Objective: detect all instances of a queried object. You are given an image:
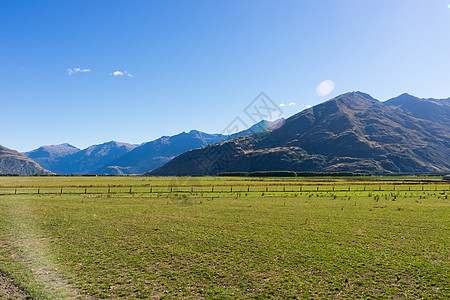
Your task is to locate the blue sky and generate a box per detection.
[1,0,450,152]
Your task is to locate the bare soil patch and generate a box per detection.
[0,271,30,299]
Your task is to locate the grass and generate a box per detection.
[0,176,448,299]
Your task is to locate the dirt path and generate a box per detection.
[0,271,30,299]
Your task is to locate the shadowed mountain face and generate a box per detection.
[47,141,138,175]
[0,145,53,175]
[24,143,80,170]
[96,119,284,175]
[149,92,450,176]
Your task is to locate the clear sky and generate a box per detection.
[2,0,450,152]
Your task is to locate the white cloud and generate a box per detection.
[279,103,286,107]
[306,105,312,109]
[288,102,296,106]
[111,70,133,77]
[67,68,91,76]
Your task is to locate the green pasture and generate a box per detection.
[0,176,448,299]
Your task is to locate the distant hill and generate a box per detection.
[47,141,138,175]
[0,145,53,175]
[384,93,450,126]
[24,143,80,170]
[96,119,284,175]
[148,92,450,176]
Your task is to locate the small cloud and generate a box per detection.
[279,103,286,107]
[306,105,312,109]
[67,68,91,76]
[288,102,296,106]
[111,70,133,77]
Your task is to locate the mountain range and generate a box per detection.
[148,92,450,176]
[3,92,449,176]
[21,119,282,175]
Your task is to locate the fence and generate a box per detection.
[0,183,448,196]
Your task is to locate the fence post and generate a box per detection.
[266,186,268,192]
[15,188,17,195]
[38,187,40,194]
[130,187,132,194]
[248,186,250,192]
[230,186,233,192]
[150,186,152,193]
[85,188,87,194]
[212,186,214,192]
[60,187,63,194]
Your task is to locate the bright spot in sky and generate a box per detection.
[316,80,335,96]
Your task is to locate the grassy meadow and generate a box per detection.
[0,176,448,299]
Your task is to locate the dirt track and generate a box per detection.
[0,271,30,299]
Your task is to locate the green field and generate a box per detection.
[0,176,448,299]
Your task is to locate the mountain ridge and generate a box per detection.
[95,119,284,175]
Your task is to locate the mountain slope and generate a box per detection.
[149,92,450,176]
[384,93,450,126]
[49,141,138,174]
[96,119,284,175]
[24,143,80,170]
[0,145,53,175]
